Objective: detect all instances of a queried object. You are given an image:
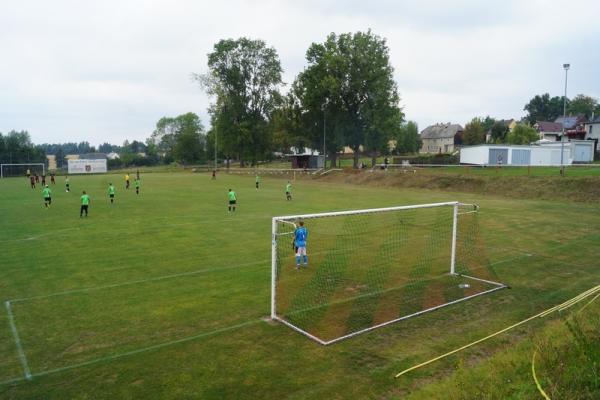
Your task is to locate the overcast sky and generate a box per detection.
[1,0,599,146]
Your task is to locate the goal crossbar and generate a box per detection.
[270,201,507,345]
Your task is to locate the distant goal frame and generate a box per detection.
[270,201,508,346]
[0,163,46,179]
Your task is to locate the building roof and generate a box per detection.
[555,115,587,129]
[79,153,107,160]
[420,123,463,139]
[535,121,563,133]
[585,116,600,124]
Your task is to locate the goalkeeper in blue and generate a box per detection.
[293,220,308,269]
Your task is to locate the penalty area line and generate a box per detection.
[0,318,263,386]
[10,260,269,303]
[5,301,32,381]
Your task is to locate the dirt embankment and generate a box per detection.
[316,170,600,202]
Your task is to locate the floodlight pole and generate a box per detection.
[560,63,569,175]
[214,127,218,171]
[322,97,328,169]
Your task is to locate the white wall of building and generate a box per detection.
[459,144,586,165]
[68,159,108,174]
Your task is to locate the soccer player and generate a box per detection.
[65,176,70,192]
[286,181,292,201]
[134,178,140,195]
[80,191,90,217]
[212,170,216,180]
[29,175,36,189]
[255,174,260,190]
[42,185,52,208]
[41,174,46,186]
[125,173,130,189]
[228,189,237,212]
[50,172,56,185]
[293,220,308,269]
[26,169,31,178]
[34,174,39,183]
[108,183,116,204]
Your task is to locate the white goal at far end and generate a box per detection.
[270,201,507,345]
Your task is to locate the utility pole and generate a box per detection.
[560,63,570,176]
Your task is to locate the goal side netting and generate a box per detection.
[271,201,506,345]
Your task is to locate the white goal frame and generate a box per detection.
[0,163,45,179]
[271,201,507,345]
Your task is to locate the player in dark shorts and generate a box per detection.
[228,189,237,212]
[34,174,39,183]
[30,175,36,189]
[41,174,46,186]
[65,176,70,192]
[50,173,56,184]
[42,185,52,208]
[135,178,140,195]
[212,170,216,180]
[108,183,116,204]
[80,191,90,217]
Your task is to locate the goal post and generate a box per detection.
[271,201,506,345]
[0,163,45,179]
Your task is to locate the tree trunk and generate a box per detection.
[371,151,377,167]
[329,152,338,169]
[352,146,360,169]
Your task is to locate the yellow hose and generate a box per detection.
[395,285,600,378]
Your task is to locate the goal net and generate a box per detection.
[271,201,506,345]
[0,163,46,178]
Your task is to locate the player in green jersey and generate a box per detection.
[80,191,90,217]
[228,189,237,212]
[286,181,292,201]
[42,185,52,208]
[108,183,116,204]
[65,176,70,192]
[255,174,260,190]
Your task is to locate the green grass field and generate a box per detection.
[1,172,599,399]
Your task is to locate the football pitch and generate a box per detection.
[1,172,599,399]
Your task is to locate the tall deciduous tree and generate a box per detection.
[568,94,599,119]
[198,37,283,166]
[294,30,403,168]
[462,118,486,145]
[524,93,569,124]
[490,121,509,143]
[394,121,421,154]
[149,113,206,164]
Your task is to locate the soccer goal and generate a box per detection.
[271,201,507,345]
[0,163,46,179]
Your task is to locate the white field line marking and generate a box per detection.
[10,260,269,303]
[0,227,80,243]
[0,318,262,386]
[5,301,32,380]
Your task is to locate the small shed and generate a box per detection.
[288,154,325,169]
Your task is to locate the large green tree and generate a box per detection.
[394,121,421,154]
[0,130,45,164]
[198,37,283,166]
[506,124,538,144]
[568,94,599,119]
[490,121,509,143]
[294,30,404,168]
[523,93,569,124]
[462,118,486,145]
[148,113,206,164]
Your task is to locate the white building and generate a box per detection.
[420,123,463,154]
[460,141,594,166]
